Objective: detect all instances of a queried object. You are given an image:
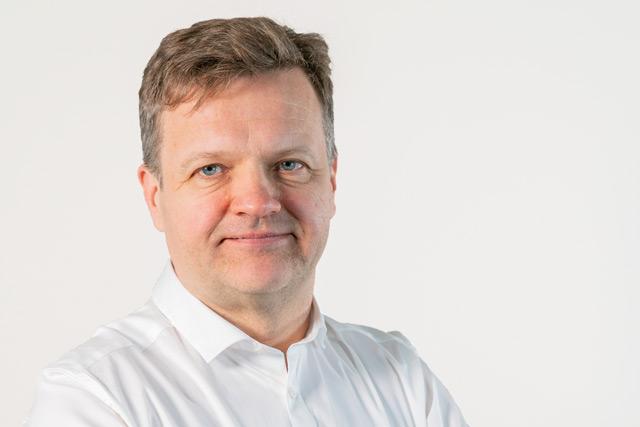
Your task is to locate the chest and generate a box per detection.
[101,343,425,427]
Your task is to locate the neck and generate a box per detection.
[181,274,316,356]
[212,294,314,355]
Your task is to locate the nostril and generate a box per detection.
[230,190,281,217]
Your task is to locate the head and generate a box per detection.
[137,18,337,316]
[139,17,336,185]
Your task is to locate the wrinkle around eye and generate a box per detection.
[277,163,313,184]
[189,165,231,191]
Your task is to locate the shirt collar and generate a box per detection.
[300,297,327,348]
[152,261,250,362]
[151,260,327,362]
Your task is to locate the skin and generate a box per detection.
[139,68,337,359]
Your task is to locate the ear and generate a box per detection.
[329,156,337,217]
[138,164,165,232]
[329,156,337,192]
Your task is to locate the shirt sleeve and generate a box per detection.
[387,330,469,427]
[422,360,469,427]
[24,368,128,427]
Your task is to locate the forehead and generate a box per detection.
[201,69,320,117]
[159,68,325,158]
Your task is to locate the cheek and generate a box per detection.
[165,192,228,242]
[282,186,334,232]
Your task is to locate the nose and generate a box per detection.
[229,167,281,218]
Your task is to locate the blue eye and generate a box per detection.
[280,160,302,171]
[200,164,222,176]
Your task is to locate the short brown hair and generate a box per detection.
[139,17,335,180]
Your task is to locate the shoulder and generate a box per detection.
[25,301,173,426]
[42,300,171,380]
[324,315,418,355]
[323,316,469,426]
[322,316,424,377]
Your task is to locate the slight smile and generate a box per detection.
[221,233,293,246]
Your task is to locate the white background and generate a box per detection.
[2,0,639,426]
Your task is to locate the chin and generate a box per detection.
[239,270,297,295]
[217,258,296,293]
[234,281,289,295]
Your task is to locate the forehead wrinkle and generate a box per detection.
[194,95,316,122]
[245,126,317,153]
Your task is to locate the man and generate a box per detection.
[26,17,467,426]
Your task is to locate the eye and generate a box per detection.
[199,164,223,176]
[279,160,303,171]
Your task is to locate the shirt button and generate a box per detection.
[288,387,296,399]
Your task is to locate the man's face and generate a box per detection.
[139,68,336,306]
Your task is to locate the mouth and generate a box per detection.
[220,232,293,246]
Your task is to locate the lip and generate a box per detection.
[221,232,293,246]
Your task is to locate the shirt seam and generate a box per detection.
[78,323,173,372]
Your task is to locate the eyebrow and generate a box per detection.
[179,146,317,174]
[180,151,229,174]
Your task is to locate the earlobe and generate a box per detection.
[138,164,165,232]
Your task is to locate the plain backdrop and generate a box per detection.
[2,0,639,426]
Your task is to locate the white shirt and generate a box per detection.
[25,262,468,426]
